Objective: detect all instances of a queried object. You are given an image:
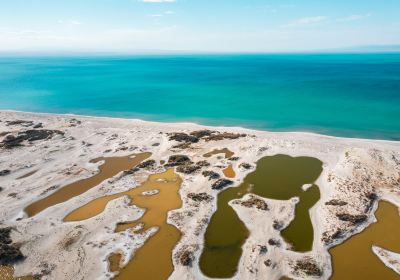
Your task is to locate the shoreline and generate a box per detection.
[0,110,399,280]
[2,109,399,145]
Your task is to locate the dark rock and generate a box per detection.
[240,196,269,210]
[122,167,140,176]
[187,192,213,202]
[0,170,11,176]
[165,155,192,167]
[168,133,199,143]
[325,199,348,206]
[336,213,368,225]
[294,258,323,277]
[211,179,233,190]
[0,187,3,192]
[151,143,160,146]
[202,171,220,180]
[0,227,25,265]
[176,164,201,174]
[239,162,253,169]
[137,160,156,169]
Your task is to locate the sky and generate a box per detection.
[0,0,399,53]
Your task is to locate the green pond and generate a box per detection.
[199,154,323,278]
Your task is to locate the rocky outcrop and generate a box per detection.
[336,213,368,225]
[239,196,269,211]
[293,257,323,277]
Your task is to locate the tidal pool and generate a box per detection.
[64,169,183,280]
[222,165,236,178]
[330,201,400,280]
[199,154,323,278]
[25,152,151,217]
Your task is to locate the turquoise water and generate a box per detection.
[0,54,399,140]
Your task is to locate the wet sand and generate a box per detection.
[0,266,33,280]
[25,152,151,217]
[330,201,400,280]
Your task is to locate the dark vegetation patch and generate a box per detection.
[228,157,240,161]
[239,162,253,169]
[168,130,246,148]
[168,133,199,143]
[202,170,220,180]
[0,170,11,176]
[211,179,234,190]
[238,196,269,211]
[325,199,348,206]
[336,213,368,225]
[0,227,25,265]
[176,164,201,174]
[293,258,323,277]
[176,250,194,266]
[273,220,284,230]
[136,159,156,169]
[268,239,281,247]
[165,155,192,167]
[187,192,213,202]
[5,120,34,127]
[1,129,64,149]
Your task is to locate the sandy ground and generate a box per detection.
[0,110,399,280]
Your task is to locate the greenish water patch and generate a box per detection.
[199,154,323,278]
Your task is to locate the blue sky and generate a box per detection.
[0,0,399,52]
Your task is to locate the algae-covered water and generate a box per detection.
[200,154,323,278]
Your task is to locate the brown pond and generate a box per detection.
[64,169,183,280]
[0,266,34,280]
[330,201,400,280]
[24,152,151,217]
[223,165,236,178]
[108,252,123,273]
[203,148,234,159]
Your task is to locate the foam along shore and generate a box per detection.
[0,110,399,280]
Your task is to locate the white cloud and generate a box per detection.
[283,16,328,27]
[337,13,371,22]
[164,10,175,14]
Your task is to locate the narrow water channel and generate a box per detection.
[64,169,183,280]
[330,201,400,280]
[199,154,323,278]
[24,152,151,217]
